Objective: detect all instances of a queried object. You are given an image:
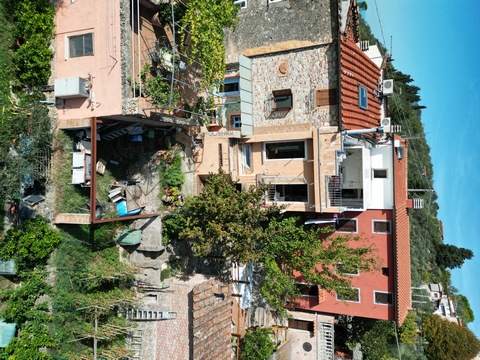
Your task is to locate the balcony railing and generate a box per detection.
[326,175,342,207]
[326,175,364,209]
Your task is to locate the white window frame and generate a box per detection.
[263,140,307,162]
[65,33,94,59]
[336,288,360,303]
[268,0,283,3]
[372,220,391,234]
[373,291,393,306]
[234,0,247,9]
[373,168,388,179]
[335,218,358,233]
[335,262,359,276]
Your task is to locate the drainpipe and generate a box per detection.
[137,0,142,99]
[391,135,399,325]
[343,127,384,136]
[131,0,135,98]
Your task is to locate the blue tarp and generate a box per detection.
[0,320,16,347]
[116,200,142,217]
[0,260,16,276]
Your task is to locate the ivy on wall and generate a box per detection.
[179,0,238,90]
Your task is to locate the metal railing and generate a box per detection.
[326,175,342,207]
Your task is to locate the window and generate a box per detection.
[68,33,93,58]
[382,267,389,276]
[335,219,357,233]
[358,85,368,109]
[272,89,293,110]
[288,319,314,332]
[373,169,387,178]
[239,144,251,172]
[220,77,239,96]
[230,114,242,128]
[374,291,393,305]
[335,262,359,276]
[265,141,306,160]
[315,88,338,107]
[297,283,319,297]
[234,0,247,8]
[268,0,283,3]
[336,288,360,302]
[373,220,391,233]
[267,183,308,203]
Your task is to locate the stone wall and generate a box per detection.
[251,44,339,130]
[225,0,337,63]
[192,279,232,360]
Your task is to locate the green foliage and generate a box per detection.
[423,314,480,360]
[51,229,136,358]
[179,0,238,89]
[141,65,180,107]
[155,2,186,26]
[0,269,51,325]
[454,294,475,325]
[435,243,474,269]
[260,217,377,311]
[241,328,275,360]
[0,270,56,359]
[5,0,55,87]
[165,170,278,263]
[0,215,61,270]
[349,318,396,360]
[164,151,185,188]
[398,312,419,345]
[165,171,377,312]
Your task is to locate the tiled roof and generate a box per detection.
[340,39,382,130]
[341,0,360,43]
[393,135,412,326]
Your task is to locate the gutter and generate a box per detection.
[391,135,399,326]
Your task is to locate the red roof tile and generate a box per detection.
[393,135,412,326]
[340,40,382,130]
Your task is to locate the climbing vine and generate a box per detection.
[179,0,238,90]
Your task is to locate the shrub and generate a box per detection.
[241,328,275,360]
[0,215,61,270]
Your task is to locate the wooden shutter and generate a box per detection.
[315,88,337,107]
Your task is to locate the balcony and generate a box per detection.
[326,175,364,209]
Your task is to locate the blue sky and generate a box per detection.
[363,0,480,337]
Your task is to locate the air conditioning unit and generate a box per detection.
[380,117,391,134]
[54,77,89,99]
[382,79,394,95]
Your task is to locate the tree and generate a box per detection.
[0,215,61,270]
[454,294,475,325]
[260,217,378,311]
[165,171,378,312]
[398,312,419,346]
[423,314,480,360]
[241,328,275,360]
[435,243,474,269]
[164,170,280,264]
[346,317,396,360]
